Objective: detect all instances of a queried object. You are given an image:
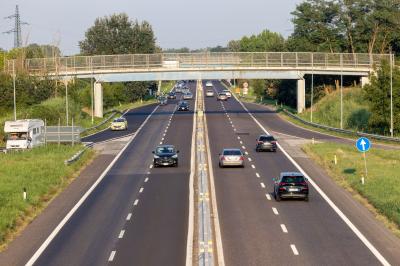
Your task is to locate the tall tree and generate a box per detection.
[79,13,156,55]
[363,60,400,135]
[289,0,344,53]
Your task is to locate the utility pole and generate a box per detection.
[3,5,28,48]
[340,54,343,129]
[390,51,394,137]
[65,64,69,126]
[12,60,17,121]
[311,53,314,123]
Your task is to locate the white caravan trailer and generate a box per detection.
[4,119,45,150]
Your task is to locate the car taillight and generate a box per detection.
[279,182,287,186]
[221,156,225,161]
[271,141,276,145]
[240,156,244,161]
[257,141,263,144]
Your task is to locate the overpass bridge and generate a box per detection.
[7,52,389,117]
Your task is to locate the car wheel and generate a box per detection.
[275,193,281,202]
[256,148,260,152]
[175,161,178,167]
[219,162,223,168]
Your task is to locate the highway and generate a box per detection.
[6,80,400,266]
[204,80,399,265]
[29,82,196,266]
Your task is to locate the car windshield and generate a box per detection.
[113,118,125,123]
[259,136,275,141]
[282,176,305,183]
[179,101,188,106]
[223,150,242,156]
[7,132,27,140]
[156,146,175,154]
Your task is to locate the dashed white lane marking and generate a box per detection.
[291,244,299,255]
[144,177,149,183]
[108,251,116,261]
[134,199,139,206]
[266,194,271,200]
[256,173,260,178]
[139,187,144,193]
[237,136,240,140]
[240,141,243,144]
[161,138,164,141]
[126,213,132,220]
[149,164,153,169]
[281,224,288,233]
[260,182,265,188]
[245,151,249,155]
[242,146,246,150]
[147,171,151,175]
[231,124,234,127]
[251,164,255,169]
[163,133,166,137]
[272,207,279,215]
[159,142,163,145]
[118,230,125,239]
[248,157,252,162]
[233,128,237,132]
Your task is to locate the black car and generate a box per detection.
[152,145,179,167]
[168,92,176,99]
[256,134,277,152]
[177,101,189,111]
[273,172,309,201]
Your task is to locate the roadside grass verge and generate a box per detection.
[303,142,400,236]
[0,144,95,250]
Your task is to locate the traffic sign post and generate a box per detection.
[356,137,371,179]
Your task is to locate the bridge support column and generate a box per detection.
[297,79,305,113]
[360,76,370,87]
[94,82,103,118]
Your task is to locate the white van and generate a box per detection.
[4,119,45,150]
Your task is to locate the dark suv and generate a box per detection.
[256,134,277,152]
[177,101,189,111]
[273,172,309,201]
[152,145,179,167]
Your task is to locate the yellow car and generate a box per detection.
[110,117,128,131]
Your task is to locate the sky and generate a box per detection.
[0,0,302,55]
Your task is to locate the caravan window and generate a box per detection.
[7,132,27,140]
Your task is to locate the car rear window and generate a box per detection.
[157,147,175,153]
[223,150,242,155]
[259,136,275,141]
[282,176,305,183]
[113,118,125,122]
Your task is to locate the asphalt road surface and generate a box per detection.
[204,80,398,265]
[32,83,196,266]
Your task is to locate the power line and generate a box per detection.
[3,5,29,48]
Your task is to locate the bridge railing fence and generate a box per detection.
[6,52,390,75]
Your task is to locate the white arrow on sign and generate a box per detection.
[360,139,366,151]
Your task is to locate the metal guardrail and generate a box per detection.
[283,109,400,143]
[64,142,93,165]
[7,52,390,75]
[80,109,122,135]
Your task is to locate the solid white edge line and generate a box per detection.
[229,82,390,266]
[118,230,125,239]
[281,224,288,233]
[185,81,197,266]
[25,105,160,266]
[291,244,299,255]
[108,250,116,261]
[204,82,226,266]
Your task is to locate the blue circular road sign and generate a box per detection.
[356,137,371,152]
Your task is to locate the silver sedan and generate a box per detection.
[218,148,245,168]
